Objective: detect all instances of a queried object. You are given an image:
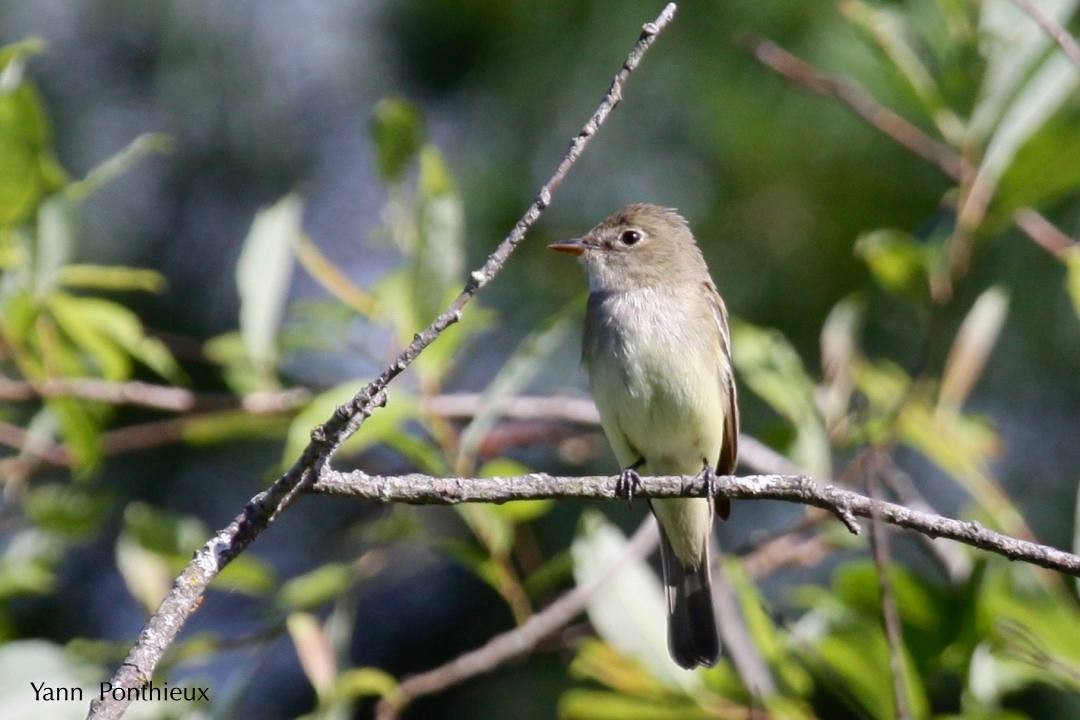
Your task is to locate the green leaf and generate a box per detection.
[558,689,712,720]
[370,97,424,183]
[278,563,354,611]
[23,484,109,538]
[286,612,336,698]
[457,308,577,470]
[479,458,555,524]
[237,194,301,382]
[214,555,275,597]
[455,504,514,557]
[1064,246,1080,320]
[56,264,166,293]
[854,229,929,301]
[48,294,181,382]
[115,534,172,612]
[414,146,464,322]
[939,286,1009,409]
[970,46,1079,225]
[731,320,831,476]
[0,71,65,226]
[991,105,1080,227]
[333,667,400,702]
[282,383,424,469]
[972,0,1080,141]
[572,512,699,692]
[33,195,74,294]
[44,397,101,471]
[179,411,290,445]
[724,560,814,697]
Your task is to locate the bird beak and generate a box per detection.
[548,238,587,256]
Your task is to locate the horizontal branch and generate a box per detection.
[312,469,1080,577]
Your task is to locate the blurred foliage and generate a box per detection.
[1,1,1079,718]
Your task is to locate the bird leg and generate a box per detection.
[697,461,730,519]
[616,458,645,506]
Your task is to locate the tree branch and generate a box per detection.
[1008,0,1080,70]
[311,469,1080,577]
[741,34,1078,261]
[86,5,679,719]
[376,519,660,720]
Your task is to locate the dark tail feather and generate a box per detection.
[656,523,720,669]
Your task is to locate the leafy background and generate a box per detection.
[0,1,1078,718]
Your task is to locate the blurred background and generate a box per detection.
[1,1,1078,718]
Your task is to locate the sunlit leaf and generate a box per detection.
[33,195,74,294]
[854,229,929,301]
[820,294,863,437]
[457,308,577,471]
[939,286,1009,409]
[287,612,336,699]
[237,194,301,382]
[572,512,698,692]
[115,534,172,613]
[724,560,814,697]
[732,320,831,476]
[333,667,400,703]
[479,459,555,524]
[370,97,424,183]
[282,383,423,468]
[278,563,354,611]
[48,294,181,382]
[56,264,166,293]
[972,0,1079,141]
[214,555,275,597]
[1065,246,1080,320]
[44,397,100,471]
[293,234,378,317]
[0,69,65,226]
[180,411,289,446]
[558,688,712,720]
[970,50,1078,226]
[414,146,464,321]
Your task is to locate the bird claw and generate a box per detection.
[696,463,717,499]
[616,467,643,506]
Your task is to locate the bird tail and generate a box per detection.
[656,520,720,669]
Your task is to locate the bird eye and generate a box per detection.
[620,230,642,246]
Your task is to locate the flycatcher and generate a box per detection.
[550,203,738,668]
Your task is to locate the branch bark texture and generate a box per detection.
[86,6,678,719]
[312,469,1080,578]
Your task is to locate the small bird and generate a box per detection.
[550,203,738,669]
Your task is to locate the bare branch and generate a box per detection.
[86,6,679,718]
[742,34,1079,262]
[742,35,965,179]
[0,375,311,414]
[1008,0,1080,70]
[312,469,1080,577]
[376,519,659,720]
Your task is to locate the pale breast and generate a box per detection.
[585,286,727,475]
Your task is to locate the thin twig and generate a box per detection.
[86,6,679,719]
[0,376,311,414]
[1007,0,1080,70]
[375,519,659,720]
[742,35,965,179]
[311,469,1080,577]
[742,34,1079,262]
[865,458,911,720]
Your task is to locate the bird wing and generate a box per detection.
[703,280,739,477]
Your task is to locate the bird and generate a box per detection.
[549,203,738,668]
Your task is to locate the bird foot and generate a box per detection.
[616,466,643,506]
